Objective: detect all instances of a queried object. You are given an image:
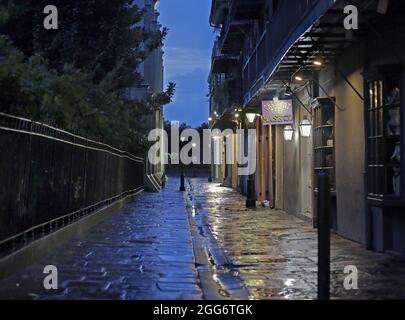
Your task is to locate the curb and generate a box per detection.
[0,190,143,280]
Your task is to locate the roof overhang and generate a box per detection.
[245,0,405,107]
[243,0,336,107]
[210,0,229,27]
[231,0,265,20]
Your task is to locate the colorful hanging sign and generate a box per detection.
[261,99,293,126]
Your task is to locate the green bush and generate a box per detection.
[0,1,175,155]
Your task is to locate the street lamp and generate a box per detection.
[180,136,186,191]
[299,116,312,137]
[245,112,257,208]
[246,112,256,124]
[283,125,294,141]
[192,142,197,178]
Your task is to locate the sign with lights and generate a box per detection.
[261,99,293,126]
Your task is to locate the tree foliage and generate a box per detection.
[0,0,175,155]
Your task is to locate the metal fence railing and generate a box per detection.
[0,113,144,256]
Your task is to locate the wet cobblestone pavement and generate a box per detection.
[188,178,405,300]
[0,178,202,300]
[1,176,405,300]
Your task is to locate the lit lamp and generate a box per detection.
[192,142,197,178]
[179,135,186,191]
[313,60,322,66]
[299,116,312,137]
[283,125,294,141]
[245,111,257,208]
[246,112,256,124]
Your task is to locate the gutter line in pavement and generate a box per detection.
[184,179,251,300]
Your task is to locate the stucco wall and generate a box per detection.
[282,88,313,219]
[318,43,366,244]
[275,126,284,209]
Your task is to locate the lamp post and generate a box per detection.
[208,117,213,182]
[245,112,257,208]
[192,142,197,178]
[208,140,213,182]
[180,136,186,191]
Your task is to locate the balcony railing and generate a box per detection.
[212,38,222,60]
[242,0,335,106]
[214,0,266,54]
[211,38,240,75]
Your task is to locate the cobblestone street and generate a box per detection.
[189,178,405,299]
[1,177,405,300]
[0,178,202,300]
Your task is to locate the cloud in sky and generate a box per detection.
[164,46,211,80]
[164,65,209,127]
[159,0,214,128]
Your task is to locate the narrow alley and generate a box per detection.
[0,178,201,300]
[1,177,405,300]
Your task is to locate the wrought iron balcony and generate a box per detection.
[211,39,240,74]
[242,0,336,106]
[210,0,264,57]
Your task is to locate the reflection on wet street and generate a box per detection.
[0,178,202,300]
[189,178,405,299]
[1,176,405,300]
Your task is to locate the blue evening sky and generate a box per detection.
[159,0,214,128]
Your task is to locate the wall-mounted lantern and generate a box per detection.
[246,113,256,124]
[299,116,312,137]
[283,125,294,141]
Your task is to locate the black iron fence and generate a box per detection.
[0,113,144,256]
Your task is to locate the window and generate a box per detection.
[312,96,338,230]
[366,65,402,200]
[313,97,336,192]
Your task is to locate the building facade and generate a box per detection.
[132,0,165,191]
[209,0,405,258]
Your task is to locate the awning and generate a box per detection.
[250,0,405,106]
[243,0,336,106]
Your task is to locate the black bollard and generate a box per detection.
[246,175,256,208]
[180,164,185,191]
[317,172,330,300]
